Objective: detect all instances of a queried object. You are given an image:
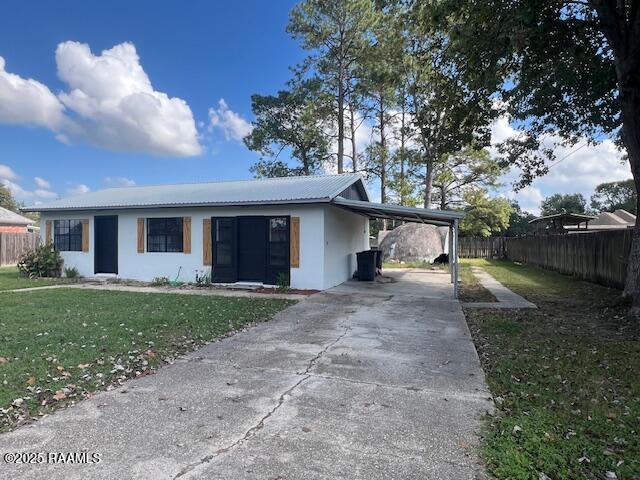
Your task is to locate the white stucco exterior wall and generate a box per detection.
[322,205,369,289]
[40,204,343,290]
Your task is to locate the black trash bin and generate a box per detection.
[356,250,376,281]
[370,247,382,270]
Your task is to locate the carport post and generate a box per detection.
[454,218,460,298]
[449,223,454,284]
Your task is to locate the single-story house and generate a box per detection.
[24,174,463,292]
[0,206,34,233]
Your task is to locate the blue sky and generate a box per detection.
[0,0,302,202]
[0,1,632,213]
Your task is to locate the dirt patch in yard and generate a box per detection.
[458,264,497,303]
[252,288,319,295]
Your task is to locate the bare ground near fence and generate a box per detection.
[0,233,38,266]
[459,230,633,290]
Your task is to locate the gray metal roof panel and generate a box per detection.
[331,197,464,225]
[0,207,33,225]
[24,174,366,212]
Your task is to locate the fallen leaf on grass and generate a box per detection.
[77,364,91,369]
[26,376,36,386]
[53,391,66,401]
[0,357,8,364]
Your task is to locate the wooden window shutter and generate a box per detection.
[45,220,52,243]
[203,219,212,265]
[137,218,145,253]
[183,217,192,254]
[81,219,89,252]
[290,216,300,268]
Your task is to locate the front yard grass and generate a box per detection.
[462,260,640,479]
[0,266,67,291]
[0,288,292,432]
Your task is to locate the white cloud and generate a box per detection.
[490,116,632,215]
[208,99,253,142]
[501,185,545,215]
[1,179,29,198]
[1,178,57,202]
[34,176,50,189]
[56,41,202,157]
[0,164,17,181]
[0,57,66,130]
[0,43,202,157]
[104,176,136,187]
[34,188,57,199]
[66,183,90,195]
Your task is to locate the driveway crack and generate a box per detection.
[173,322,352,479]
[302,323,351,375]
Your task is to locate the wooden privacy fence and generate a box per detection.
[0,232,38,266]
[459,230,634,290]
[459,236,506,259]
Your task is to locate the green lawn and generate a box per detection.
[0,288,291,432]
[461,260,640,479]
[458,260,497,303]
[0,266,67,291]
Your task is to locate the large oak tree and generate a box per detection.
[436,0,640,308]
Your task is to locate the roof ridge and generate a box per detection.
[97,172,362,192]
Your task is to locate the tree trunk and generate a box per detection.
[589,0,640,311]
[350,106,357,172]
[620,81,640,310]
[440,185,447,210]
[399,109,406,206]
[423,159,434,209]
[337,80,345,174]
[379,92,387,204]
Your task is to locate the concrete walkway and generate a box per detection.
[0,269,492,480]
[464,267,537,309]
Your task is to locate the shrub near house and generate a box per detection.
[17,244,63,278]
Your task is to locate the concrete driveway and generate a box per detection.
[0,269,493,479]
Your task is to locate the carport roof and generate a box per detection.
[331,197,464,226]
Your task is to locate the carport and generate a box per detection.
[331,197,464,298]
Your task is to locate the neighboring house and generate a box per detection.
[24,173,463,290]
[0,206,34,233]
[529,209,636,234]
[580,209,636,231]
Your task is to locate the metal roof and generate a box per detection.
[331,197,464,226]
[23,173,368,212]
[0,206,33,225]
[529,212,596,224]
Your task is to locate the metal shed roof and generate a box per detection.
[529,212,596,224]
[0,206,33,225]
[23,173,368,212]
[331,197,464,226]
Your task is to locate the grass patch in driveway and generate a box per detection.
[0,288,292,432]
[463,260,640,480]
[0,266,68,291]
